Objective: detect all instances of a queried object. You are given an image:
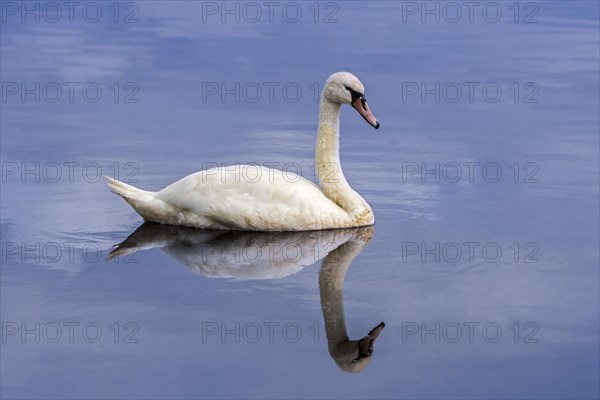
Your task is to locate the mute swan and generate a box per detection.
[105,71,380,231]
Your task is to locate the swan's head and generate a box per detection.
[323,71,380,129]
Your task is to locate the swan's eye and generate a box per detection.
[345,86,363,95]
[345,86,364,104]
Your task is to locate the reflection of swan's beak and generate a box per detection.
[107,243,137,261]
[352,96,380,129]
[354,322,385,361]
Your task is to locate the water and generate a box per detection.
[1,1,599,398]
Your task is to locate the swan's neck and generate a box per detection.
[316,100,370,215]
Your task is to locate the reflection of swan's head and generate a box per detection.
[324,71,379,129]
[333,322,385,373]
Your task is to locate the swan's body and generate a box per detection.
[106,72,380,231]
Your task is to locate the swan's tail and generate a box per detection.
[104,176,185,226]
[104,176,154,202]
[104,175,164,220]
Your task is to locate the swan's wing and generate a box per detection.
[154,165,349,230]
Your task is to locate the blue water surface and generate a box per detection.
[1,1,599,398]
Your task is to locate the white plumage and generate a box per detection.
[106,71,380,231]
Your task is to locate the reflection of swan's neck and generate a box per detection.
[319,239,365,362]
[316,100,369,214]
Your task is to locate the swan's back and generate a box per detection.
[153,165,350,231]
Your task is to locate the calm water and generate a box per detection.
[1,1,599,398]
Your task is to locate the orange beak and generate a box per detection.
[352,96,380,129]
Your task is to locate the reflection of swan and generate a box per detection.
[110,223,384,371]
[319,234,385,373]
[105,71,380,231]
[110,223,363,280]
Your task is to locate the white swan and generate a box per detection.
[105,71,380,231]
